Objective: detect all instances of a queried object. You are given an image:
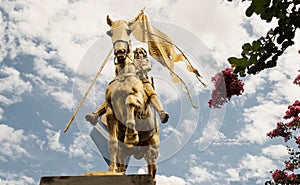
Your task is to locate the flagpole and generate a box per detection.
[64,48,113,133]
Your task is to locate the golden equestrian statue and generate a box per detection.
[64,9,206,185]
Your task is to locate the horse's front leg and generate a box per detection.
[124,95,139,147]
[106,106,118,172]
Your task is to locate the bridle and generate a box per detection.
[113,40,130,54]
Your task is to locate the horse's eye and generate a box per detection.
[106,30,112,37]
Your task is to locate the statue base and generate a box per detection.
[39,174,154,185]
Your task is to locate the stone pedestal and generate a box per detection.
[39,174,154,185]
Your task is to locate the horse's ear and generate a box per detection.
[128,20,134,28]
[106,30,112,37]
[107,15,113,26]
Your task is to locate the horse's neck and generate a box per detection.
[116,58,136,75]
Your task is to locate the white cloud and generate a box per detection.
[0,124,30,161]
[67,132,99,171]
[0,107,3,120]
[42,119,54,128]
[25,61,75,111]
[262,144,288,160]
[197,111,225,151]
[68,133,95,162]
[51,90,75,111]
[0,11,8,62]
[162,125,184,145]
[1,0,112,71]
[0,65,30,115]
[45,129,67,153]
[0,172,35,185]
[238,154,277,184]
[205,131,243,147]
[247,11,278,37]
[156,174,187,185]
[169,1,253,67]
[0,66,32,104]
[186,166,216,184]
[18,38,57,60]
[226,168,240,182]
[154,74,181,105]
[243,73,267,95]
[237,101,286,144]
[33,58,68,85]
[0,95,22,106]
[267,53,300,103]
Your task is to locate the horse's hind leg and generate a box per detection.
[147,154,157,184]
[116,142,127,173]
[124,95,139,147]
[106,106,118,172]
[147,163,157,185]
[146,134,159,184]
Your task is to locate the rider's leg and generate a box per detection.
[86,80,114,125]
[143,82,169,123]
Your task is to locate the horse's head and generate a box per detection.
[107,15,132,61]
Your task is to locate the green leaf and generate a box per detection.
[242,43,252,51]
[264,42,275,53]
[282,41,292,49]
[277,35,285,44]
[234,66,246,77]
[238,58,250,68]
[246,5,255,17]
[264,0,271,7]
[252,0,266,14]
[249,54,258,65]
[228,57,240,66]
[267,59,277,68]
[260,9,274,22]
[252,40,262,51]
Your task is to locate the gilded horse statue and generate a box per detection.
[105,15,159,183]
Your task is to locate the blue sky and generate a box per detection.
[1,1,300,185]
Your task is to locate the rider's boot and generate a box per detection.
[85,103,106,125]
[150,95,169,123]
[85,112,99,125]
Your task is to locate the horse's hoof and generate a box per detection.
[116,167,126,173]
[85,113,98,125]
[152,178,156,185]
[108,168,116,173]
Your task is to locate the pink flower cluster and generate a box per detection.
[293,70,300,87]
[267,122,291,142]
[268,71,300,184]
[285,162,295,171]
[284,100,300,119]
[267,100,300,142]
[296,136,300,146]
[208,68,244,108]
[272,170,298,184]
